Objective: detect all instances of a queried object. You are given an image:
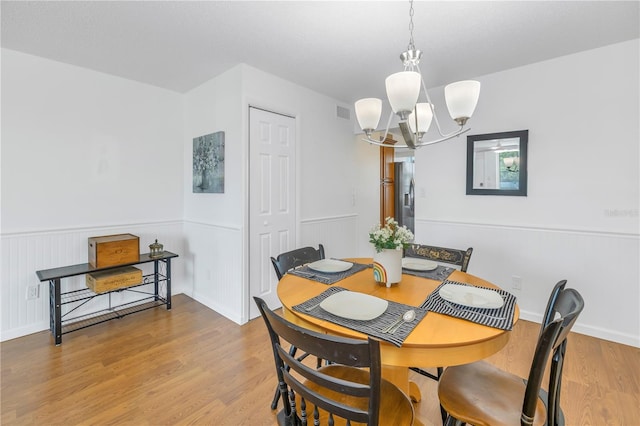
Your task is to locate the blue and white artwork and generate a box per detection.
[193,131,225,193]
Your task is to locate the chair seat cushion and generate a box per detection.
[297,365,414,425]
[438,361,546,426]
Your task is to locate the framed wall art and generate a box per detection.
[193,131,225,193]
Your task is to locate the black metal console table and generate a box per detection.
[36,251,178,345]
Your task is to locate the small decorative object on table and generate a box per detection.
[369,217,414,287]
[149,239,164,258]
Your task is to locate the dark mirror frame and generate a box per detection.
[466,130,528,196]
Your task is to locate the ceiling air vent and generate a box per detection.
[336,105,350,120]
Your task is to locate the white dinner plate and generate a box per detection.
[307,259,353,273]
[438,284,504,309]
[402,258,438,271]
[320,291,388,320]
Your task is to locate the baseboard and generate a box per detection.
[0,321,50,342]
[192,291,243,325]
[519,309,639,348]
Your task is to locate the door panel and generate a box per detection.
[259,234,272,293]
[249,107,296,319]
[278,156,290,211]
[259,153,272,213]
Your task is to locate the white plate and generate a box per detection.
[402,258,438,271]
[307,259,353,273]
[320,291,388,320]
[438,284,504,309]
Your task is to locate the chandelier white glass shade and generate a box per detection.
[354,98,382,133]
[503,156,520,172]
[354,1,481,150]
[408,103,433,137]
[385,71,421,119]
[444,80,481,126]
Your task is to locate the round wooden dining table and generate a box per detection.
[277,258,519,410]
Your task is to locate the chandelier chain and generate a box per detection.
[407,0,415,51]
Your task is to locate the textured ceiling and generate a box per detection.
[2,1,638,103]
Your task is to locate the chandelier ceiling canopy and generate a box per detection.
[355,0,481,150]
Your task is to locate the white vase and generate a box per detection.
[373,248,403,287]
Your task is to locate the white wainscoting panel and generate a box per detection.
[183,221,243,324]
[300,214,359,259]
[1,222,184,342]
[415,219,640,347]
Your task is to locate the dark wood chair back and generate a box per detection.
[267,244,325,410]
[270,244,325,280]
[404,244,473,272]
[438,280,584,426]
[254,297,414,426]
[524,280,583,426]
[406,243,472,411]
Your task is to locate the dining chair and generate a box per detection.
[404,243,473,273]
[270,244,325,280]
[254,297,415,426]
[405,243,473,419]
[269,244,325,410]
[437,280,584,426]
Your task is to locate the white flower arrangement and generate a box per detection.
[369,217,414,253]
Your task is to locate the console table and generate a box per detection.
[36,251,178,345]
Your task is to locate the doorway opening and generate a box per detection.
[378,130,415,234]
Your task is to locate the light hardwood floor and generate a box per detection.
[1,294,638,425]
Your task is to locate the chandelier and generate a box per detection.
[354,0,481,150]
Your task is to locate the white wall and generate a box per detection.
[182,66,245,322]
[240,65,358,224]
[2,39,638,347]
[412,39,639,346]
[183,67,244,227]
[1,49,185,232]
[183,64,360,324]
[1,49,186,341]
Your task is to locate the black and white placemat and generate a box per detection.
[287,262,369,285]
[420,280,517,330]
[402,265,455,281]
[293,287,427,347]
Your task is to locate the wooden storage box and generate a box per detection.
[88,234,139,268]
[86,266,143,293]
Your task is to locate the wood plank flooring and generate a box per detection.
[2,294,638,425]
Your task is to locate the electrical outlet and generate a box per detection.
[26,284,40,300]
[511,275,522,290]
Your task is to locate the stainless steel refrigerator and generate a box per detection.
[394,160,415,233]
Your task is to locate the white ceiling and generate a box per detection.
[2,1,638,103]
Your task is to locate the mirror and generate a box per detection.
[466,130,528,196]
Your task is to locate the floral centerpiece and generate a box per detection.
[369,217,414,253]
[369,217,414,287]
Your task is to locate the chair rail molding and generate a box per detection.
[416,218,639,239]
[182,219,243,231]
